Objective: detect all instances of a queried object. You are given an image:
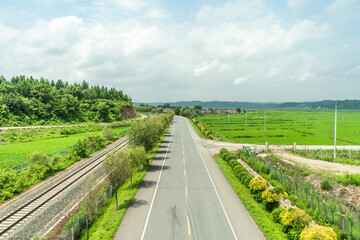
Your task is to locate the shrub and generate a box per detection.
[101,126,114,141]
[249,176,267,192]
[219,148,230,159]
[262,187,288,211]
[320,179,332,191]
[229,159,239,168]
[300,225,337,240]
[226,155,237,163]
[280,208,311,230]
[272,207,284,223]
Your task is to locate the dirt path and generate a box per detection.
[201,139,360,174]
[201,139,360,156]
[272,150,360,174]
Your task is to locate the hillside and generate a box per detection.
[135,100,360,110]
[0,76,133,126]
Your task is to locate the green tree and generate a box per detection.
[194,105,202,111]
[182,109,191,118]
[81,174,100,240]
[174,106,181,115]
[103,151,130,210]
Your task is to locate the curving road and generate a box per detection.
[114,116,265,240]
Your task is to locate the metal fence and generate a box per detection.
[243,146,360,239]
[62,185,115,240]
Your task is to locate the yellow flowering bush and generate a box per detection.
[249,176,267,192]
[262,187,289,211]
[300,225,337,240]
[195,121,214,139]
[280,207,311,229]
[262,189,279,203]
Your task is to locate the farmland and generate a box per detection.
[196,109,360,145]
[0,126,129,170]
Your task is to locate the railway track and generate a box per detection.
[0,137,127,239]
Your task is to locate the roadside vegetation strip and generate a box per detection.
[217,149,342,240]
[196,110,360,145]
[240,148,358,239]
[214,154,287,240]
[62,112,174,240]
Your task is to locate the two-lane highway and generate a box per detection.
[114,116,265,239]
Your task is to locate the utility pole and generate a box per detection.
[264,110,266,138]
[334,104,337,158]
[245,111,247,131]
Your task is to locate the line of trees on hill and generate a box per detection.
[0,76,132,126]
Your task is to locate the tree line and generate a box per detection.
[0,75,132,126]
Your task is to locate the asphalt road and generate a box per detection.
[114,116,265,240]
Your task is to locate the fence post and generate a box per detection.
[71,227,74,240]
[342,214,346,231]
[288,177,291,192]
[293,142,296,152]
[323,202,327,220]
[298,184,301,200]
[310,191,314,210]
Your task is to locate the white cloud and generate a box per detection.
[266,68,279,78]
[287,0,312,12]
[0,0,358,102]
[233,77,248,85]
[345,65,360,77]
[298,72,315,82]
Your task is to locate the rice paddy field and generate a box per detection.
[196,109,360,145]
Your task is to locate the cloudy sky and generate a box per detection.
[0,0,359,102]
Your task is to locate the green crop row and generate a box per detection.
[197,110,360,145]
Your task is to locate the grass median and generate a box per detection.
[214,156,287,240]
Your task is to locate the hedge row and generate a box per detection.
[219,148,337,240]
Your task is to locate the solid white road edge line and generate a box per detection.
[140,125,174,240]
[186,118,239,240]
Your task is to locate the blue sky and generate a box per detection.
[0,0,359,102]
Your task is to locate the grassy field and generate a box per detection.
[0,127,128,170]
[197,109,360,145]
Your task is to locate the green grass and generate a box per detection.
[214,156,287,240]
[79,170,146,240]
[0,127,128,170]
[0,131,102,170]
[197,109,360,145]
